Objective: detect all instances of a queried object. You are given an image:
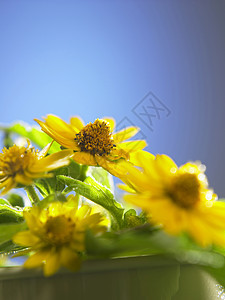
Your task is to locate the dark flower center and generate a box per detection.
[74,119,115,156]
[168,173,201,209]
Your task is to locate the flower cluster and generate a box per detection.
[0,114,225,283]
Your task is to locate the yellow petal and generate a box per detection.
[71,235,85,252]
[102,117,116,131]
[44,250,61,276]
[118,140,147,153]
[44,115,75,138]
[129,150,155,168]
[179,163,202,175]
[48,202,64,217]
[117,183,136,193]
[108,148,129,160]
[81,213,103,228]
[0,178,16,195]
[187,214,212,247]
[124,193,151,210]
[31,149,73,173]
[13,231,40,246]
[199,203,225,229]
[24,170,53,179]
[73,152,97,166]
[37,141,53,159]
[60,247,81,271]
[35,119,79,150]
[95,156,128,177]
[70,116,85,132]
[23,206,41,229]
[120,162,150,191]
[24,250,49,269]
[14,174,33,185]
[113,126,140,143]
[76,205,91,219]
[154,154,178,178]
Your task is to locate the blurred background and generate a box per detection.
[0,0,225,196]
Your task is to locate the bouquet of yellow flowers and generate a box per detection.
[0,114,225,289]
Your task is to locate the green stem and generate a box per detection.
[25,185,40,205]
[79,165,89,181]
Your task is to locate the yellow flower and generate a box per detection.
[13,196,106,276]
[120,151,225,247]
[34,115,147,177]
[0,141,73,195]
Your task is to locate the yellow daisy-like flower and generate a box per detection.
[0,141,73,195]
[13,197,106,276]
[34,115,147,177]
[120,151,225,247]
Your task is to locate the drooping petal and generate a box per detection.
[108,148,129,161]
[35,119,79,150]
[95,155,129,178]
[24,170,53,179]
[73,152,97,166]
[0,178,16,195]
[14,174,33,185]
[30,149,73,173]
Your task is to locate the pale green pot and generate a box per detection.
[0,256,221,300]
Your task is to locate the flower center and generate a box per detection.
[168,173,201,209]
[74,119,115,156]
[0,145,38,177]
[44,215,75,245]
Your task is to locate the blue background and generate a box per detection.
[1,1,225,196]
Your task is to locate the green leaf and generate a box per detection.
[58,175,124,230]
[0,240,26,255]
[35,178,51,197]
[66,160,83,179]
[0,222,27,244]
[0,204,24,223]
[0,199,11,206]
[7,193,25,207]
[6,122,60,153]
[34,161,87,197]
[86,228,225,272]
[123,209,146,228]
[87,166,114,191]
[85,229,162,258]
[2,131,14,148]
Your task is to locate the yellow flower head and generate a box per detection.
[120,151,225,247]
[13,197,106,276]
[34,115,147,177]
[0,140,73,195]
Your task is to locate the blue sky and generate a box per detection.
[1,0,225,196]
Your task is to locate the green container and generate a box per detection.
[0,256,221,300]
